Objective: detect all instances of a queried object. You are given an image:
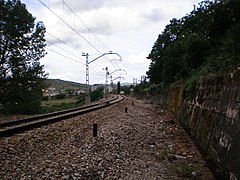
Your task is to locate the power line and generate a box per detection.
[46,47,105,77]
[61,0,110,51]
[47,32,113,72]
[38,0,123,82]
[60,0,121,70]
[46,45,107,74]
[46,32,106,75]
[47,41,81,61]
[45,47,84,65]
[46,32,81,53]
[89,66,105,77]
[38,0,102,54]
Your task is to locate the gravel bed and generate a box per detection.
[0,97,215,179]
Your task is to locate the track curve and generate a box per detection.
[0,95,125,137]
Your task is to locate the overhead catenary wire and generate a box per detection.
[46,33,106,75]
[60,0,122,71]
[89,66,106,77]
[38,0,125,83]
[47,40,108,77]
[45,47,84,65]
[47,41,82,61]
[45,47,105,77]
[61,0,110,51]
[38,0,103,54]
[46,32,81,53]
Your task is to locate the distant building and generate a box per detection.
[74,89,85,95]
[43,88,59,97]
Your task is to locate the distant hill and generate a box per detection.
[121,82,132,86]
[45,79,87,91]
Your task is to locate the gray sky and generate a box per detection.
[21,0,200,85]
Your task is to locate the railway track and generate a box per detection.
[0,95,124,137]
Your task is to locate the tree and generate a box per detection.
[0,0,47,114]
[117,81,120,94]
[90,87,104,102]
[147,0,240,93]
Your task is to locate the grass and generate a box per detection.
[0,96,84,118]
[42,96,78,106]
[41,96,83,114]
[160,149,170,157]
[171,163,195,177]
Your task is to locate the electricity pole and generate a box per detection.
[112,76,125,94]
[104,67,109,99]
[82,51,122,102]
[82,52,89,85]
[108,69,127,92]
[133,78,137,86]
[82,52,91,104]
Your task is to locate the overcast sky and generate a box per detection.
[21,0,200,85]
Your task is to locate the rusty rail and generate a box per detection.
[0,95,124,137]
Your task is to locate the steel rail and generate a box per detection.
[0,95,124,137]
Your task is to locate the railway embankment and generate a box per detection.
[0,97,214,179]
[168,69,240,180]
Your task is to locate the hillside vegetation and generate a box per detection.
[45,79,87,92]
[147,0,240,95]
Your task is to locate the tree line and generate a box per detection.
[0,0,47,114]
[147,0,240,95]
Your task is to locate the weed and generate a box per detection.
[171,163,195,177]
[160,149,169,157]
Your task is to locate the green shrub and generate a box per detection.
[42,96,49,101]
[90,87,104,102]
[55,94,66,99]
[171,163,195,177]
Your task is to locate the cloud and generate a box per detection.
[21,0,201,84]
[46,32,83,50]
[145,8,164,22]
[46,0,164,35]
[38,0,197,38]
[71,5,147,36]
[50,0,105,12]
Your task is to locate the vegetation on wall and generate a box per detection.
[133,82,150,98]
[147,0,240,95]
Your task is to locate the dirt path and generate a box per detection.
[0,97,215,179]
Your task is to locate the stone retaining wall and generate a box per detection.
[168,70,240,180]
